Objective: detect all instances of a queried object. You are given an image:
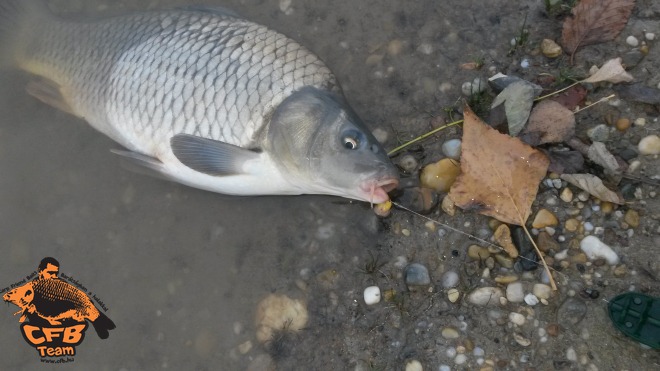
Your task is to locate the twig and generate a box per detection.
[535,81,581,102]
[574,94,616,113]
[387,120,463,156]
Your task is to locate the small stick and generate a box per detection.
[387,120,463,156]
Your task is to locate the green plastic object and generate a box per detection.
[607,292,660,349]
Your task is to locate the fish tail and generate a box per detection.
[0,0,50,67]
[91,311,116,339]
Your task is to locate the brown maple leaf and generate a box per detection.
[561,0,635,63]
[448,106,549,226]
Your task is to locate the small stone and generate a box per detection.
[565,218,579,232]
[615,118,631,131]
[587,124,609,142]
[405,360,423,371]
[560,188,573,203]
[494,274,519,284]
[506,282,525,303]
[514,333,531,347]
[442,271,460,288]
[626,35,639,47]
[533,284,553,300]
[580,236,619,265]
[441,196,456,216]
[537,231,559,253]
[600,202,613,214]
[566,347,578,362]
[509,312,526,326]
[524,293,540,306]
[468,245,491,260]
[541,39,562,58]
[532,209,559,229]
[494,224,518,258]
[442,139,462,160]
[546,323,560,337]
[255,294,308,343]
[624,209,640,228]
[387,39,404,56]
[397,187,438,214]
[448,288,460,303]
[468,287,504,306]
[420,158,461,192]
[613,264,627,277]
[405,263,431,286]
[363,286,381,305]
[398,154,419,173]
[455,354,467,365]
[638,135,660,155]
[646,32,656,41]
[238,340,253,354]
[442,327,460,339]
[494,254,514,269]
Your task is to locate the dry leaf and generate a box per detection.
[561,0,636,62]
[448,106,550,225]
[550,84,588,111]
[587,142,622,174]
[541,149,585,174]
[560,173,624,204]
[520,100,576,146]
[583,58,634,83]
[491,81,537,136]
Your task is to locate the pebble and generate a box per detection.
[506,282,525,303]
[537,231,559,253]
[509,312,526,326]
[541,38,562,58]
[524,294,540,306]
[638,135,660,155]
[624,209,640,228]
[532,209,559,228]
[461,77,487,96]
[565,218,579,232]
[468,244,491,260]
[520,58,530,68]
[494,224,518,258]
[441,271,460,288]
[580,236,619,265]
[514,333,531,347]
[626,35,639,47]
[468,287,504,306]
[405,360,423,371]
[398,154,419,173]
[494,254,514,269]
[494,274,519,284]
[405,263,431,286]
[363,286,381,305]
[586,124,609,142]
[566,347,578,362]
[441,196,456,216]
[439,366,451,371]
[442,139,462,160]
[455,354,467,365]
[255,294,308,343]
[420,158,461,192]
[448,288,461,303]
[560,188,573,203]
[533,284,552,300]
[646,32,656,41]
[442,327,460,339]
[616,118,631,131]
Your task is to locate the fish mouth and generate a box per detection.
[359,178,399,204]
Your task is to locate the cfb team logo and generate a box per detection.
[2,257,115,362]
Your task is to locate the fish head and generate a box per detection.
[267,87,399,203]
[3,282,34,310]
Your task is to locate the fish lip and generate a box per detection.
[359,177,399,203]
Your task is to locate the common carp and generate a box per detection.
[3,278,116,339]
[0,1,399,203]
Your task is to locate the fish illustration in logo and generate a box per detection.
[3,258,116,339]
[0,2,399,203]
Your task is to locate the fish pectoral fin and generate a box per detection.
[25,77,77,116]
[170,134,260,176]
[111,149,172,181]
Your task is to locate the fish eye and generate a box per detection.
[343,136,359,150]
[341,129,363,150]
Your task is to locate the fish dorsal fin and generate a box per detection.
[175,5,240,18]
[170,134,259,176]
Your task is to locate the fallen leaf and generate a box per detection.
[541,149,585,174]
[520,100,576,146]
[550,84,588,110]
[587,142,622,174]
[560,173,624,204]
[583,58,634,83]
[488,73,543,95]
[491,81,537,136]
[448,105,550,225]
[561,0,636,63]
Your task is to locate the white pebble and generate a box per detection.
[638,135,660,155]
[441,271,460,288]
[524,293,540,306]
[509,312,526,326]
[469,287,504,306]
[634,117,646,126]
[520,58,530,68]
[438,365,451,371]
[363,286,381,305]
[446,347,457,358]
[473,347,485,356]
[626,35,639,47]
[555,249,568,260]
[506,282,525,303]
[533,283,552,300]
[279,0,293,15]
[584,222,594,232]
[580,236,620,265]
[441,327,460,339]
[442,139,462,160]
[645,32,656,41]
[566,347,578,361]
[406,360,423,371]
[455,354,467,365]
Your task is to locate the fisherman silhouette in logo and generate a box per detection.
[3,257,116,339]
